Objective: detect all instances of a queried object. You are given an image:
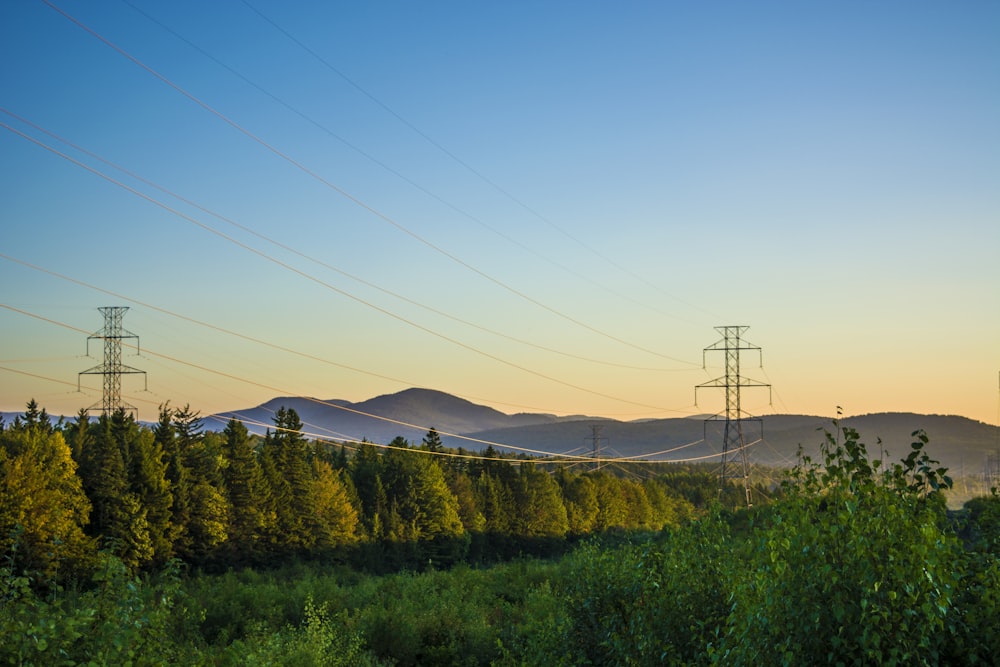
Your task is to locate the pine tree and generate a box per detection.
[0,402,95,579]
[562,473,599,535]
[621,478,653,530]
[512,464,568,538]
[473,472,514,535]
[80,412,153,570]
[155,403,190,557]
[592,473,629,531]
[311,458,360,549]
[118,411,174,567]
[261,407,316,551]
[421,427,443,452]
[221,418,268,557]
[350,439,386,538]
[445,469,486,533]
[175,406,228,560]
[66,408,91,464]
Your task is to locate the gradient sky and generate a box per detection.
[2,1,998,432]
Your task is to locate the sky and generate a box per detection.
[2,0,998,432]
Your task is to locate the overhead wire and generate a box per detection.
[118,0,698,329]
[237,0,722,325]
[0,108,691,375]
[0,250,702,421]
[0,365,159,411]
[0,302,615,459]
[0,122,683,414]
[1,302,736,464]
[41,0,699,367]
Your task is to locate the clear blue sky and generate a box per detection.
[2,0,998,430]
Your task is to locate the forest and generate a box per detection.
[2,399,999,665]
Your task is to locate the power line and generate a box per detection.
[0,107,691,374]
[0,124,680,413]
[0,303,642,458]
[1,251,702,422]
[3,303,743,464]
[237,0,721,324]
[119,1,697,329]
[41,0,697,366]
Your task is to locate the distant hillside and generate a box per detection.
[8,389,995,476]
[461,413,1000,474]
[205,389,999,475]
[209,388,580,445]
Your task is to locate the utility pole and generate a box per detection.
[78,306,147,417]
[585,423,608,471]
[695,326,770,507]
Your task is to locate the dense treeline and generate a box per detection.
[3,402,1000,665]
[0,399,727,579]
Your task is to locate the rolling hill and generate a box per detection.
[205,388,1000,474]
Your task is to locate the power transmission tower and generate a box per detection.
[585,423,608,471]
[695,326,770,507]
[78,306,147,417]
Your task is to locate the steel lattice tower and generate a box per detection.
[78,306,147,417]
[696,326,770,507]
[585,423,608,471]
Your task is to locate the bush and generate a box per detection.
[716,426,962,665]
[552,519,732,666]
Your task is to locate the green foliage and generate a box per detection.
[232,597,376,667]
[0,553,95,666]
[311,459,360,549]
[553,516,732,666]
[511,464,568,538]
[9,397,1000,664]
[221,418,269,561]
[959,491,1000,552]
[0,548,192,666]
[716,424,963,665]
[0,407,95,580]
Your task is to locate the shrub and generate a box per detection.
[716,425,962,665]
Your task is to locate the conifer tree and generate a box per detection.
[0,402,95,579]
[311,458,360,549]
[473,472,514,535]
[382,443,464,541]
[512,463,568,538]
[421,427,443,452]
[155,403,190,557]
[621,478,653,530]
[175,406,228,560]
[350,440,387,539]
[66,408,91,465]
[561,473,600,535]
[117,410,173,566]
[221,418,268,556]
[592,473,630,531]
[261,407,316,550]
[445,469,486,533]
[80,412,153,570]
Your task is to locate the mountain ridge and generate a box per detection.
[4,389,996,473]
[204,389,998,472]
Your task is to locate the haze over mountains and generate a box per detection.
[207,388,1000,473]
[5,388,995,473]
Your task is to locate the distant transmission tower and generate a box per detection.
[78,306,147,417]
[696,326,771,507]
[585,424,608,471]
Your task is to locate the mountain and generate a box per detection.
[460,412,1000,474]
[208,388,586,445]
[10,389,990,475]
[206,389,1000,475]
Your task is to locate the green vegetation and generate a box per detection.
[2,401,999,664]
